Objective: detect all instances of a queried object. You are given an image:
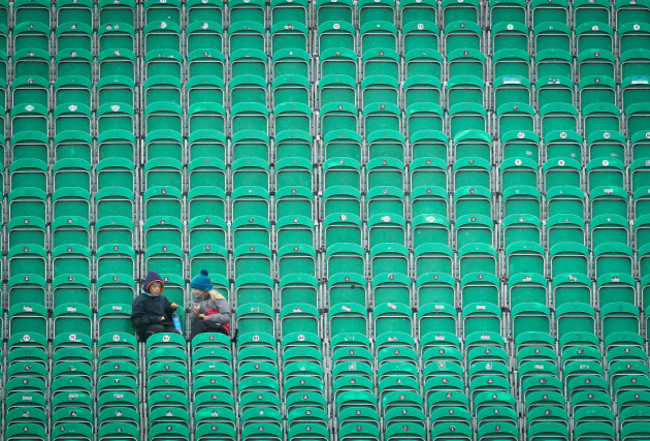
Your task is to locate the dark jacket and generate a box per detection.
[131,291,174,339]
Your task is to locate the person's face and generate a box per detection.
[149,281,163,296]
[192,288,206,300]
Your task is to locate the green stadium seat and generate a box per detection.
[361,76,399,109]
[270,0,306,24]
[233,215,270,248]
[52,305,93,339]
[476,421,519,441]
[56,20,93,54]
[445,21,482,56]
[145,49,183,80]
[462,303,502,338]
[144,19,182,53]
[500,158,538,194]
[280,304,320,341]
[319,49,356,83]
[275,165,313,201]
[506,242,545,278]
[56,0,92,25]
[577,22,614,54]
[278,244,317,279]
[616,0,650,24]
[370,243,409,278]
[184,0,222,24]
[13,47,51,81]
[97,103,135,133]
[317,0,352,25]
[401,0,437,25]
[412,214,450,250]
[620,48,650,85]
[414,242,454,278]
[403,76,441,112]
[455,214,495,249]
[575,0,611,23]
[619,22,650,56]
[502,186,541,220]
[7,275,46,311]
[96,303,133,336]
[98,21,135,52]
[0,37,4,75]
[373,302,412,338]
[454,186,492,219]
[405,103,445,138]
[5,424,49,441]
[363,48,400,79]
[409,187,448,220]
[511,303,551,341]
[271,21,308,54]
[278,275,319,310]
[8,216,46,250]
[591,213,629,247]
[494,75,532,110]
[460,272,500,307]
[443,0,479,23]
[273,74,310,107]
[326,273,367,309]
[367,213,406,247]
[144,0,181,23]
[231,22,269,58]
[275,187,314,224]
[10,132,47,165]
[409,131,448,164]
[55,76,92,110]
[453,157,491,191]
[187,48,225,80]
[360,21,397,56]
[13,20,50,53]
[551,274,592,308]
[8,304,48,339]
[501,131,540,164]
[8,245,48,281]
[402,21,440,59]
[405,48,443,80]
[629,131,650,165]
[497,103,536,136]
[51,188,90,221]
[366,131,405,164]
[493,48,531,81]
[531,0,569,26]
[51,274,92,308]
[235,274,275,306]
[446,76,484,108]
[186,19,224,54]
[596,272,636,306]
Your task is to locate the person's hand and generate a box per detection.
[170,303,178,310]
[192,305,200,314]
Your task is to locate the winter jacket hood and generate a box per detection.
[143,271,164,293]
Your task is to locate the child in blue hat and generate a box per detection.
[190,269,232,340]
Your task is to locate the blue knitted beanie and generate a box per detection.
[191,269,213,291]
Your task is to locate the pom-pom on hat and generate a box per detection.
[191,269,213,291]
